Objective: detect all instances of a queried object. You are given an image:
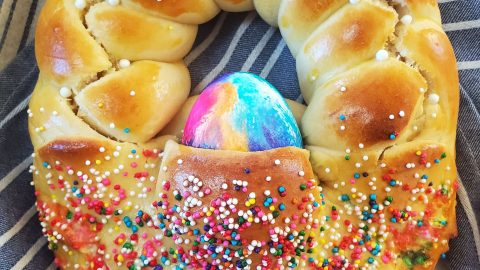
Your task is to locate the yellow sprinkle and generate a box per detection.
[434,243,438,249]
[39,126,45,132]
[245,202,251,207]
[68,251,73,256]
[355,260,361,265]
[117,255,124,262]
[118,238,124,244]
[248,217,253,222]
[98,103,104,108]
[352,194,357,198]
[96,160,102,165]
[269,206,275,211]
[114,226,120,231]
[416,151,422,156]
[207,211,212,216]
[125,206,131,211]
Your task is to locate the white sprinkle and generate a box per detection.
[325,168,331,173]
[274,159,281,165]
[130,90,136,96]
[428,93,440,104]
[399,111,405,117]
[362,155,369,161]
[359,143,364,149]
[59,87,72,98]
[221,183,228,190]
[340,125,346,131]
[74,0,86,9]
[375,49,389,61]
[107,0,120,5]
[99,147,106,153]
[119,59,131,68]
[298,171,305,176]
[419,87,426,93]
[265,176,271,182]
[388,114,395,120]
[340,86,347,92]
[177,159,183,165]
[400,15,413,25]
[109,123,115,129]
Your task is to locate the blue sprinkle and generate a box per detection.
[389,134,396,140]
[354,173,361,179]
[339,114,346,121]
[124,128,130,133]
[131,149,137,154]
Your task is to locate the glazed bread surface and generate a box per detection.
[29,0,459,269]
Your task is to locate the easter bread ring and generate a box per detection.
[29,0,459,269]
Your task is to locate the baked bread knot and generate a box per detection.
[29,0,458,269]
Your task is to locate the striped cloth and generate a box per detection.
[0,1,479,269]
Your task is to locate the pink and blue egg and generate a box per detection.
[182,72,303,151]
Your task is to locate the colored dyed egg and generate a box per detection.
[182,72,303,151]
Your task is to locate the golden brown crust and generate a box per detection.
[122,0,220,24]
[214,0,255,12]
[35,0,111,87]
[74,61,190,143]
[85,3,198,62]
[302,59,427,150]
[279,0,348,56]
[29,0,459,269]
[296,1,398,103]
[157,141,321,268]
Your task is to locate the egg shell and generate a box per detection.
[182,72,303,151]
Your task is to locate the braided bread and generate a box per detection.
[28,0,459,269]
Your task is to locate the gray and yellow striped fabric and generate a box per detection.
[0,0,479,269]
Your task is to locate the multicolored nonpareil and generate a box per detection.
[182,72,303,151]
